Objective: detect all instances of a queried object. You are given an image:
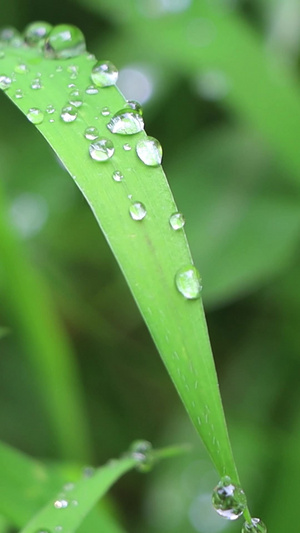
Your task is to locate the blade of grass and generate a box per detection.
[0,33,250,520]
[0,181,92,461]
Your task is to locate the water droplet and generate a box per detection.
[85,85,98,95]
[175,265,202,300]
[31,78,43,90]
[71,500,78,507]
[82,466,95,478]
[63,482,74,491]
[101,106,110,116]
[55,526,63,532]
[89,139,114,161]
[112,170,124,182]
[107,109,144,135]
[129,202,147,221]
[67,65,79,79]
[130,440,154,472]
[0,26,20,44]
[14,63,29,74]
[241,518,267,533]
[56,65,63,72]
[0,75,11,90]
[136,136,162,166]
[169,212,185,230]
[125,100,143,115]
[54,499,69,509]
[44,24,86,59]
[14,88,23,99]
[27,108,44,125]
[87,53,96,61]
[68,89,83,107]
[123,143,132,151]
[91,60,118,87]
[60,104,77,123]
[24,21,53,47]
[84,126,99,140]
[46,104,55,114]
[212,476,246,520]
[35,529,51,533]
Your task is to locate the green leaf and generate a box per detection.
[0,32,241,491]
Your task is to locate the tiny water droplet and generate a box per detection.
[0,50,5,59]
[169,212,185,230]
[46,104,55,114]
[123,143,132,151]
[56,65,63,72]
[101,106,110,116]
[91,60,118,87]
[82,466,95,478]
[212,476,247,520]
[35,529,51,533]
[31,78,43,90]
[129,202,147,221]
[24,21,52,47]
[84,126,99,140]
[175,265,202,300]
[136,136,162,166]
[87,53,96,61]
[112,170,124,182]
[14,63,29,74]
[44,24,86,59]
[63,482,74,491]
[67,65,79,79]
[14,88,23,99]
[0,75,11,90]
[241,518,267,533]
[54,499,69,509]
[89,139,114,161]
[125,100,143,115]
[107,109,144,135]
[85,85,98,95]
[130,440,154,472]
[55,526,63,532]
[68,88,83,107]
[68,83,76,88]
[60,104,77,123]
[27,108,44,125]
[71,500,78,507]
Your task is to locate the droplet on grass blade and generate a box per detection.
[44,24,86,59]
[84,126,99,140]
[91,60,118,87]
[27,107,44,124]
[0,75,11,90]
[130,440,154,472]
[0,26,21,44]
[24,21,53,47]
[241,518,267,532]
[136,136,162,166]
[129,202,147,220]
[112,170,124,182]
[175,265,202,300]
[85,85,98,95]
[60,104,77,123]
[170,212,185,230]
[212,476,246,520]
[54,499,69,509]
[107,109,144,135]
[68,88,83,107]
[124,100,143,115]
[89,139,115,161]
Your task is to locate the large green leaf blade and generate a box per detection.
[0,40,239,484]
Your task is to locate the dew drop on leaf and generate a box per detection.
[27,107,44,125]
[136,136,162,166]
[44,24,86,59]
[60,104,77,123]
[0,26,21,44]
[85,85,98,95]
[0,75,11,90]
[101,106,110,116]
[24,21,53,47]
[241,518,267,533]
[54,499,69,509]
[107,109,144,135]
[46,104,55,114]
[124,100,143,115]
[112,170,124,182]
[14,63,29,74]
[67,64,79,79]
[89,139,115,161]
[169,212,185,230]
[130,440,154,472]
[123,143,132,151]
[129,202,147,221]
[68,88,83,107]
[175,265,202,300]
[31,78,43,90]
[14,88,23,99]
[84,126,99,140]
[91,60,118,87]
[212,476,247,520]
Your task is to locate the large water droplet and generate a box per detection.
[129,202,147,221]
[0,27,21,44]
[44,24,86,59]
[241,518,267,533]
[125,100,143,115]
[0,75,11,90]
[175,265,202,300]
[68,88,83,107]
[107,109,144,135]
[89,139,114,161]
[24,21,53,47]
[169,212,185,230]
[54,499,69,509]
[112,170,124,182]
[27,108,44,125]
[60,104,77,123]
[212,476,247,520]
[136,136,162,166]
[130,440,154,472]
[91,60,118,87]
[84,126,99,140]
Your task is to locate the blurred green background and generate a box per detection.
[1,0,300,531]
